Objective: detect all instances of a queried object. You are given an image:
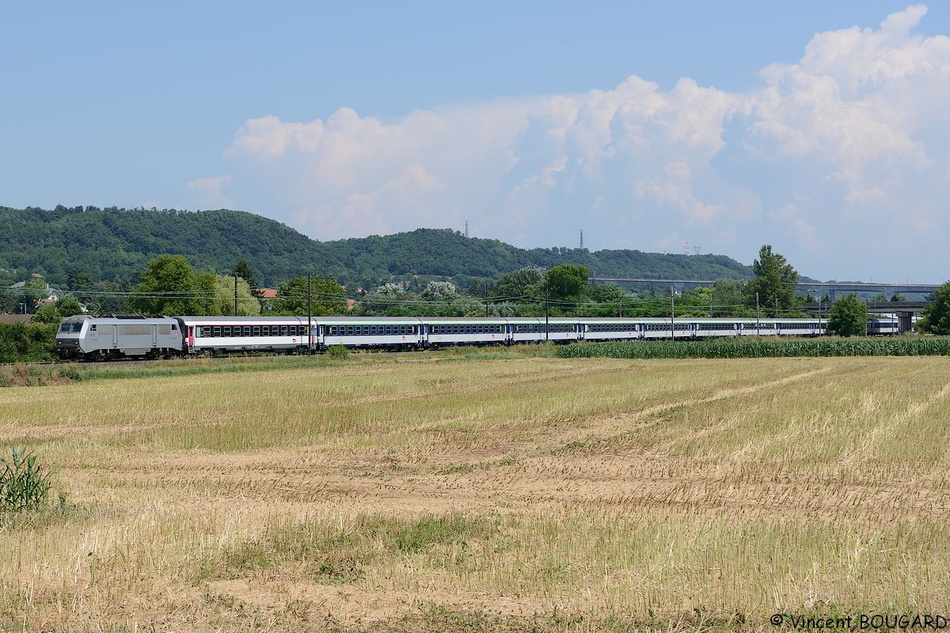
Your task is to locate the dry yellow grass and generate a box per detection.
[1,354,949,631]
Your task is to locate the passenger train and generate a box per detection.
[54,314,901,361]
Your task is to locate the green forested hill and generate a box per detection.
[0,206,754,289]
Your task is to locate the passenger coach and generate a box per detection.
[319,317,424,350]
[177,316,311,355]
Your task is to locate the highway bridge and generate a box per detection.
[590,278,939,300]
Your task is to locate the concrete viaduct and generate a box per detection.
[589,278,940,333]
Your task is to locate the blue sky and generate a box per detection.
[2,1,949,282]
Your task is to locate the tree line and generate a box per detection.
[8,245,950,339]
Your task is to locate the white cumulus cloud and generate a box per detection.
[190,4,950,281]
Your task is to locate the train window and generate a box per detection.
[252,326,260,336]
[241,326,249,336]
[213,326,221,337]
[222,326,231,337]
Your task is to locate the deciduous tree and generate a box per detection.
[270,275,346,316]
[545,264,589,304]
[126,255,212,315]
[828,294,867,337]
[745,245,799,317]
[917,281,950,334]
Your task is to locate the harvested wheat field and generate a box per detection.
[2,353,950,632]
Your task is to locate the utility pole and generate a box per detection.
[484,283,490,317]
[544,279,550,341]
[618,286,623,318]
[234,274,239,317]
[755,293,762,336]
[307,272,313,354]
[670,286,675,340]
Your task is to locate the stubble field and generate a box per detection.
[1,352,949,631]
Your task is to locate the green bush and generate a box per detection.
[326,345,349,359]
[0,446,52,514]
[0,323,57,362]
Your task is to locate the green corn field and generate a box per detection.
[556,337,950,359]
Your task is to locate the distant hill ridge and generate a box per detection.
[0,206,754,289]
